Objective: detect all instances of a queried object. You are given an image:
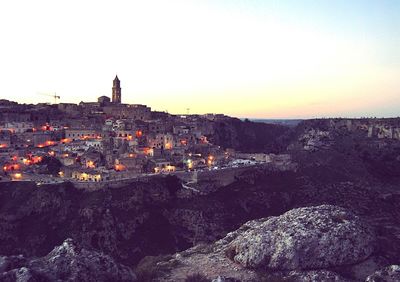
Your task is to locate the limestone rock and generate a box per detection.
[365,265,400,282]
[0,239,136,282]
[285,270,350,282]
[225,205,375,270]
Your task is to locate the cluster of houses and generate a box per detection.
[0,94,248,184]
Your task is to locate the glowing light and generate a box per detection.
[3,164,20,171]
[0,144,8,148]
[143,147,151,154]
[165,143,172,150]
[13,173,22,179]
[136,130,143,138]
[165,165,175,172]
[114,164,126,171]
[30,156,43,164]
[45,140,56,146]
[86,160,95,168]
[187,159,193,170]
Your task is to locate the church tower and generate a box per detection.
[112,75,121,103]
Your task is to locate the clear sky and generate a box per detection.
[0,0,399,118]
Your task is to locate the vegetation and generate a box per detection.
[135,254,177,282]
[38,156,62,176]
[184,273,211,282]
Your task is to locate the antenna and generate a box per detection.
[186,108,190,115]
[37,92,60,104]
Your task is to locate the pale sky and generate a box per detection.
[0,0,399,118]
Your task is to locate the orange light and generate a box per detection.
[86,160,95,168]
[165,143,172,150]
[32,156,42,164]
[127,135,133,140]
[48,151,55,156]
[114,164,126,171]
[0,144,7,148]
[37,144,44,148]
[136,130,143,138]
[11,156,17,161]
[13,173,22,179]
[129,153,136,158]
[60,138,71,143]
[4,164,21,171]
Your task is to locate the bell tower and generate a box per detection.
[112,75,121,104]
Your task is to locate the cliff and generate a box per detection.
[207,118,289,153]
[0,117,400,281]
[140,205,389,281]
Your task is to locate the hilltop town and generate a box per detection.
[0,76,292,188]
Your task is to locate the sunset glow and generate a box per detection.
[0,0,399,118]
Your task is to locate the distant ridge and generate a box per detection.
[247,119,303,127]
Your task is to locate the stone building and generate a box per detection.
[112,75,121,104]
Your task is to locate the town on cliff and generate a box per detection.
[0,76,293,188]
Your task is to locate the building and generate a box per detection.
[98,96,111,106]
[112,75,121,104]
[103,104,151,121]
[65,129,102,141]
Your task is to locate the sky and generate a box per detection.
[0,0,399,118]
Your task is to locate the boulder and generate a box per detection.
[0,239,136,282]
[285,270,350,282]
[365,265,400,282]
[225,205,375,270]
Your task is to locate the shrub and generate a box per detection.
[184,273,211,282]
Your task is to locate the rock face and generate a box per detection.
[0,238,136,282]
[225,205,375,270]
[366,265,400,282]
[138,205,376,281]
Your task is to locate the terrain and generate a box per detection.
[1,118,400,281]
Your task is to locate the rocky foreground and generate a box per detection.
[0,238,136,281]
[135,205,399,282]
[2,204,399,281]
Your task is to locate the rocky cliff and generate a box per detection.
[207,118,289,153]
[0,238,136,281]
[136,205,394,282]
